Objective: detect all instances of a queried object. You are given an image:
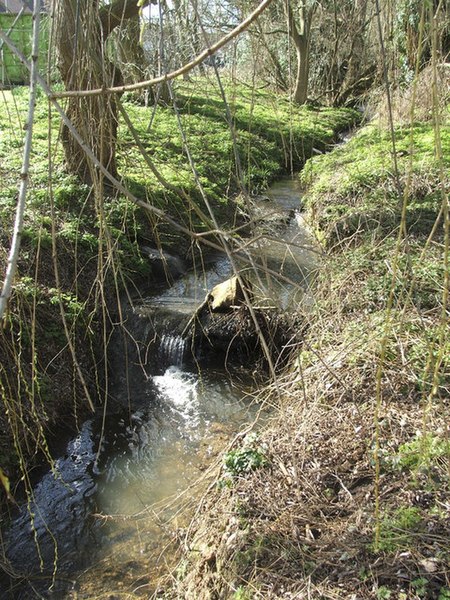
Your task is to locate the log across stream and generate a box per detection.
[1,177,319,599]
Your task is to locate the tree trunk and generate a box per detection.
[285,1,313,105]
[293,30,309,104]
[51,0,146,186]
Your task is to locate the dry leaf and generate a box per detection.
[419,558,438,573]
[0,467,16,503]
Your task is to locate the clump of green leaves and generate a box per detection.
[376,586,393,600]
[222,433,268,480]
[411,577,429,598]
[395,433,450,472]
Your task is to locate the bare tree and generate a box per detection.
[333,0,376,105]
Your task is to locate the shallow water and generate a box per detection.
[67,367,257,598]
[1,177,317,598]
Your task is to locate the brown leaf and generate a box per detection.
[0,467,16,504]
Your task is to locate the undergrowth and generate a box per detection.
[301,119,449,242]
[167,105,449,599]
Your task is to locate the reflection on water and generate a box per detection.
[97,366,255,517]
[237,181,320,311]
[2,362,256,598]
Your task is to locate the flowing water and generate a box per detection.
[1,178,319,599]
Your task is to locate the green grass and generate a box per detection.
[0,81,359,307]
[1,82,359,260]
[120,79,359,229]
[301,119,449,240]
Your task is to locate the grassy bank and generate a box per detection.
[169,112,449,599]
[0,81,358,501]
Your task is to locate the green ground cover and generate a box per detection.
[301,119,449,240]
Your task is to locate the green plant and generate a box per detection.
[411,577,429,598]
[374,506,422,552]
[376,586,392,599]
[358,566,370,582]
[48,289,85,321]
[395,434,450,472]
[223,434,268,478]
[233,586,253,600]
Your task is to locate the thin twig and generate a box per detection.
[0,0,41,323]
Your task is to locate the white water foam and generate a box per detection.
[153,366,199,424]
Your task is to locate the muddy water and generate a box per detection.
[1,178,318,599]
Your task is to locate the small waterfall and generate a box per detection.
[159,334,187,368]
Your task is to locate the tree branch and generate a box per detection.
[0,0,41,324]
[50,0,275,99]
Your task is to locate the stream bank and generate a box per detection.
[0,83,360,502]
[165,116,450,599]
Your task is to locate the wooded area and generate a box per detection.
[0,0,449,598]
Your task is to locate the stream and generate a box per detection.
[1,178,319,599]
